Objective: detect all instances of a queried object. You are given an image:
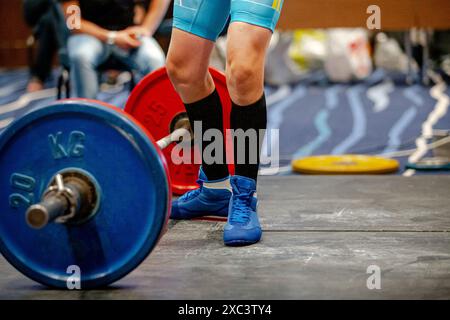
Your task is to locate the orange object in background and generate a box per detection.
[278,0,450,30]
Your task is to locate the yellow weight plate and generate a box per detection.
[292,155,399,174]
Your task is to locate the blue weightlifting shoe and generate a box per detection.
[224,175,262,246]
[171,168,232,220]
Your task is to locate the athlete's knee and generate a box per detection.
[166,54,207,91]
[226,57,259,93]
[165,54,184,85]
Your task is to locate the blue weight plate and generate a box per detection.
[0,99,171,289]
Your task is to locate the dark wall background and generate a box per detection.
[2,0,449,68]
[0,0,32,68]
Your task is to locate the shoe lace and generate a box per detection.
[179,180,203,201]
[230,191,253,224]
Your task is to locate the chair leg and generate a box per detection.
[66,74,71,98]
[57,73,63,100]
[57,68,71,99]
[64,69,71,98]
[130,72,136,92]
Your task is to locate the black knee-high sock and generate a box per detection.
[184,90,229,180]
[231,94,267,182]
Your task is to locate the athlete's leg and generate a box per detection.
[226,22,271,181]
[166,29,215,103]
[227,0,283,181]
[167,0,230,181]
[226,23,272,106]
[224,0,284,246]
[167,0,233,220]
[226,0,283,105]
[167,0,231,103]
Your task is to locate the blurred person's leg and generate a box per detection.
[115,36,165,82]
[27,11,58,92]
[67,34,110,99]
[23,0,57,92]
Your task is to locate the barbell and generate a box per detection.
[0,67,232,289]
[25,118,192,231]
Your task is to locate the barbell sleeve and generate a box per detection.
[26,195,69,229]
[25,174,87,229]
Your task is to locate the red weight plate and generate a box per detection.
[125,67,234,195]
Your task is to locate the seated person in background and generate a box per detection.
[61,0,170,99]
[23,0,60,92]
